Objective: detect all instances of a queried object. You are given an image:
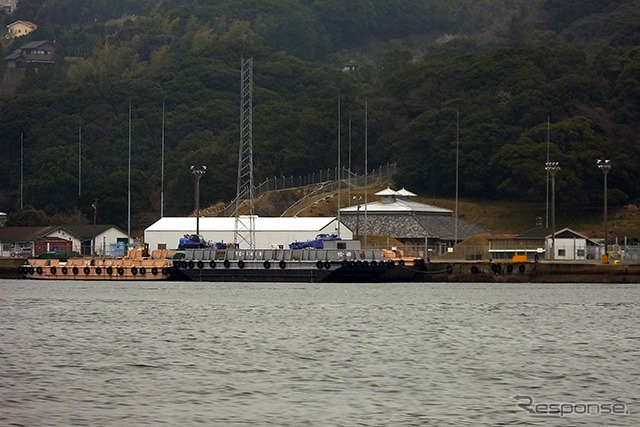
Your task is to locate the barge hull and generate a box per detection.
[174,247,423,283]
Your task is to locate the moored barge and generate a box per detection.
[173,241,425,283]
[20,248,176,280]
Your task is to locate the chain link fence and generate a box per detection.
[253,163,397,197]
[216,163,397,216]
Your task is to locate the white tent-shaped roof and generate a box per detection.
[397,187,417,197]
[374,187,400,197]
[340,198,451,214]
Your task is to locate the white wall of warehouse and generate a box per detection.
[145,217,353,250]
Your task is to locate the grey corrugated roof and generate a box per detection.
[5,49,21,60]
[414,214,486,240]
[340,213,486,240]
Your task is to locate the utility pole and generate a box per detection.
[92,199,98,256]
[597,159,611,262]
[454,110,459,246]
[20,133,23,210]
[337,94,341,237]
[78,126,82,196]
[161,101,165,218]
[127,101,131,248]
[364,99,368,248]
[545,117,550,227]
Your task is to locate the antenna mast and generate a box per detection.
[78,126,82,196]
[545,116,550,228]
[337,94,341,237]
[128,100,132,245]
[20,133,23,209]
[454,111,459,246]
[234,57,256,249]
[161,101,165,218]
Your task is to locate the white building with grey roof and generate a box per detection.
[340,187,485,257]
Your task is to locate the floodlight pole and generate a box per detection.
[191,166,207,235]
[91,199,98,256]
[597,159,611,261]
[545,162,560,260]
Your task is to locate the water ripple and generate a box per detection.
[1,280,639,425]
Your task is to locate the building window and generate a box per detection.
[157,243,167,250]
[558,249,566,256]
[577,249,585,257]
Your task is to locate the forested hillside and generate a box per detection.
[1,0,639,233]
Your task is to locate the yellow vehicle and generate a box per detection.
[512,252,528,263]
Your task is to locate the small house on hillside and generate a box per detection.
[5,40,56,69]
[339,187,485,257]
[7,20,37,38]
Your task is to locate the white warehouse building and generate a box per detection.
[145,216,352,250]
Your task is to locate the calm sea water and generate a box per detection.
[1,280,638,426]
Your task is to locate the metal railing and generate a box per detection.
[614,244,640,264]
[215,162,397,217]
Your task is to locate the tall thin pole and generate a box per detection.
[551,171,556,259]
[78,126,82,196]
[598,159,611,260]
[364,99,368,248]
[128,101,131,246]
[20,132,23,210]
[545,162,560,260]
[545,117,550,228]
[604,170,608,257]
[191,166,206,235]
[161,101,165,218]
[348,118,352,204]
[337,94,341,236]
[92,198,98,256]
[454,111,459,247]
[196,173,200,235]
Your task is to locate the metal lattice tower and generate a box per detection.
[234,57,256,249]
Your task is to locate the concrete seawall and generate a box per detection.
[0,258,27,279]
[421,261,640,283]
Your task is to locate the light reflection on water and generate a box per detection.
[1,280,639,426]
